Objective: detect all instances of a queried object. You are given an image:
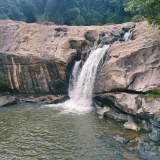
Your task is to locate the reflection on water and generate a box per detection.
[0,103,140,160]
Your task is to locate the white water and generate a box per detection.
[124,30,132,41]
[47,45,110,114]
[68,60,81,98]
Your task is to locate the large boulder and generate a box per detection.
[0,96,17,107]
[95,93,160,117]
[94,21,160,93]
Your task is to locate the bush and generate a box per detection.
[0,14,9,20]
[125,0,160,25]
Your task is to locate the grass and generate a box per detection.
[145,90,160,102]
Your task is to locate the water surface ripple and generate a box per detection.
[0,103,140,160]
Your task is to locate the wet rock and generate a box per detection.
[124,121,140,131]
[150,146,158,152]
[144,143,152,151]
[95,93,142,115]
[0,96,17,107]
[49,95,69,104]
[95,93,160,118]
[98,23,135,46]
[84,30,98,44]
[98,115,104,119]
[122,22,135,32]
[135,135,160,159]
[99,35,113,45]
[97,106,110,116]
[110,28,124,39]
[104,109,128,122]
[102,133,141,159]
[142,120,152,132]
[149,126,160,142]
[150,141,156,146]
[115,136,129,144]
[19,95,67,104]
[119,38,125,42]
[0,92,10,96]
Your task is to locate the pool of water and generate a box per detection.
[0,103,141,160]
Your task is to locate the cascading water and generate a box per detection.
[71,45,110,107]
[124,30,132,41]
[68,60,81,98]
[47,45,110,114]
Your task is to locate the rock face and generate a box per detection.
[95,21,160,93]
[0,20,135,93]
[95,93,160,116]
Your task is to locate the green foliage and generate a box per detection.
[0,14,9,20]
[145,90,160,102]
[20,0,36,23]
[125,0,160,24]
[0,0,132,25]
[0,0,26,21]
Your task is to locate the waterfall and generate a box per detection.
[47,45,110,114]
[124,30,132,41]
[71,45,109,107]
[68,60,81,98]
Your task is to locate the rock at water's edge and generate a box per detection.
[0,96,17,107]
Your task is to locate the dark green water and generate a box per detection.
[0,103,140,160]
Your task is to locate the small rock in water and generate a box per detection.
[124,122,140,131]
[99,115,104,119]
[115,136,129,144]
[142,120,152,132]
[97,107,110,116]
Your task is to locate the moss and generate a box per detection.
[69,40,78,49]
[123,129,145,139]
[145,90,160,102]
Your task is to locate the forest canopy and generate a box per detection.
[125,0,160,24]
[0,0,160,25]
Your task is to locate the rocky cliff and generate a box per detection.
[95,21,160,93]
[94,21,160,117]
[0,20,135,94]
[0,20,159,110]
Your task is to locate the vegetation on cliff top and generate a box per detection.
[0,0,160,25]
[125,0,160,25]
[0,0,131,25]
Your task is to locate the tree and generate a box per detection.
[125,0,160,24]
[20,0,36,23]
[0,14,9,20]
[0,0,25,21]
[0,0,133,25]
